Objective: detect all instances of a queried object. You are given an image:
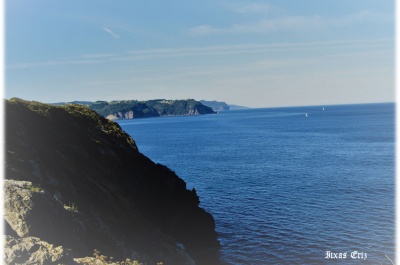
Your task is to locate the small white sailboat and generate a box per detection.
[322,107,325,111]
[305,113,308,117]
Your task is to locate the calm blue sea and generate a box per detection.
[118,103,395,265]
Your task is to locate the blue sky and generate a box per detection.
[5,0,395,107]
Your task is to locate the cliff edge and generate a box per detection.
[4,98,222,265]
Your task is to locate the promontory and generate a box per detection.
[55,99,216,120]
[4,98,223,265]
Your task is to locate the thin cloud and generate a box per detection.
[188,16,323,35]
[6,58,110,69]
[233,15,324,33]
[101,26,120,39]
[333,10,393,26]
[188,10,393,36]
[81,53,116,59]
[6,39,393,69]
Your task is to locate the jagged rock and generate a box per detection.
[4,180,34,237]
[4,179,89,255]
[4,235,76,265]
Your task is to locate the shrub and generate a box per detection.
[63,202,78,212]
[24,183,41,193]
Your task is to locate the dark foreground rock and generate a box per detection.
[4,98,222,265]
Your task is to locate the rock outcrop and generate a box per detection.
[4,235,75,265]
[4,98,222,265]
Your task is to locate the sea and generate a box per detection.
[117,103,395,265]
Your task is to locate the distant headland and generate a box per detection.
[54,99,215,120]
[200,100,249,111]
[54,99,249,120]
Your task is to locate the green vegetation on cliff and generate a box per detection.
[84,99,215,120]
[5,98,221,265]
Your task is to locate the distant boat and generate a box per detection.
[305,113,308,117]
[322,107,325,111]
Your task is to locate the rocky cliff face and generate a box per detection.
[4,98,222,265]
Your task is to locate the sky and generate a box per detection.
[4,0,395,108]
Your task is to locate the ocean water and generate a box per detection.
[118,103,395,265]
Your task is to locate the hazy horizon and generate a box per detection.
[5,1,395,108]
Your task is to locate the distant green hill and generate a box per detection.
[200,100,249,111]
[53,101,94,106]
[56,99,216,120]
[200,100,230,111]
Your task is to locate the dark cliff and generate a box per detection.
[4,98,222,265]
